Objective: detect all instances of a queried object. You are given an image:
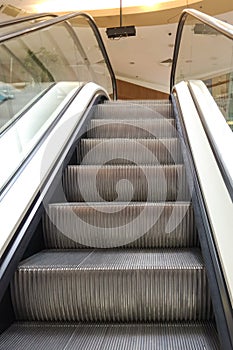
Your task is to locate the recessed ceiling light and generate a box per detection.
[160,58,172,66]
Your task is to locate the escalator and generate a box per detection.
[0,99,219,349]
[0,8,233,350]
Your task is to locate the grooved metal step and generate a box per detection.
[0,322,219,350]
[43,202,197,249]
[79,138,182,165]
[93,103,173,119]
[87,119,177,138]
[11,249,212,322]
[63,165,190,202]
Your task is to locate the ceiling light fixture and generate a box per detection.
[106,0,136,39]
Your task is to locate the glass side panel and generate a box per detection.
[0,14,113,191]
[0,37,54,132]
[174,15,233,130]
[0,15,112,133]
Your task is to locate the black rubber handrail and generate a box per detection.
[0,13,56,28]
[170,8,233,91]
[0,12,117,99]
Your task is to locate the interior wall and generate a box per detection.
[116,79,169,100]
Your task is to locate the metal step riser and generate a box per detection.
[63,165,190,202]
[43,204,197,249]
[92,105,173,119]
[11,250,212,322]
[88,120,177,139]
[79,139,183,165]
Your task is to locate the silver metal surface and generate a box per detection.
[43,202,197,249]
[79,138,182,165]
[7,100,219,347]
[88,119,177,138]
[0,322,219,350]
[104,99,171,105]
[11,249,212,322]
[93,103,172,119]
[63,164,189,202]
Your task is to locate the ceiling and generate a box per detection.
[0,0,233,93]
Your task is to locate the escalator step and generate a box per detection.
[11,249,212,322]
[88,119,177,138]
[104,99,170,103]
[93,103,172,119]
[79,138,182,165]
[43,202,197,249]
[104,99,171,107]
[63,165,190,202]
[0,322,219,350]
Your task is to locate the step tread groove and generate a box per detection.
[0,322,219,350]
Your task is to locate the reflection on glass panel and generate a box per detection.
[0,14,113,190]
[0,15,113,133]
[204,73,233,130]
[0,42,53,133]
[175,16,233,130]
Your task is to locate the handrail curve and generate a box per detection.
[0,12,117,99]
[170,8,233,90]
